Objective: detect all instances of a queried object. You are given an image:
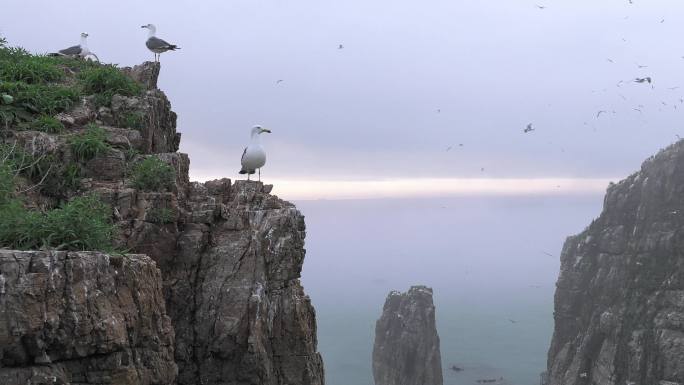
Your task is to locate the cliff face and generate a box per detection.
[547,142,684,385]
[0,251,176,385]
[1,62,324,384]
[373,286,443,385]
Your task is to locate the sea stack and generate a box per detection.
[373,286,443,385]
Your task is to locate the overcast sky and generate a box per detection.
[3,0,684,196]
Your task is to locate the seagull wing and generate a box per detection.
[58,45,83,56]
[239,147,248,174]
[146,36,180,51]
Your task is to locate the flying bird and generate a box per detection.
[634,77,652,84]
[596,110,607,118]
[636,63,648,69]
[49,32,99,61]
[606,58,614,63]
[446,146,452,152]
[338,44,344,49]
[239,125,272,181]
[535,4,546,9]
[524,123,535,133]
[141,24,180,62]
[508,319,518,324]
[276,79,284,85]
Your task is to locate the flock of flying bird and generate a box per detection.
[522,2,681,137]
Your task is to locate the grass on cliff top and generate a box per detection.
[0,143,117,251]
[0,37,143,127]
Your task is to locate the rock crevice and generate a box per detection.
[547,141,684,385]
[0,62,324,385]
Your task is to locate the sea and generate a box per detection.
[296,194,603,385]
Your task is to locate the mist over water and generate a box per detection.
[298,194,603,385]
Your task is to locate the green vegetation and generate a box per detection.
[69,124,110,161]
[121,111,145,130]
[0,145,115,251]
[32,115,64,133]
[131,156,175,191]
[62,163,82,190]
[147,207,175,224]
[0,38,142,127]
[78,66,142,107]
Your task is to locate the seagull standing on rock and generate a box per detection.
[240,125,272,181]
[141,24,180,62]
[49,32,99,61]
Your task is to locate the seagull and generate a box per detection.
[524,123,535,133]
[276,79,284,85]
[49,32,99,61]
[446,146,453,152]
[141,24,180,62]
[338,44,344,49]
[635,77,652,84]
[535,4,546,9]
[596,110,607,118]
[239,125,272,181]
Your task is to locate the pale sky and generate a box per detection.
[3,0,684,198]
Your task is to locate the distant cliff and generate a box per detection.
[547,142,684,385]
[373,286,443,385]
[0,58,324,384]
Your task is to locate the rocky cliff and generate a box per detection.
[546,142,684,385]
[1,61,324,384]
[0,251,176,385]
[373,286,443,385]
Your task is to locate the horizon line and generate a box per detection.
[189,175,615,200]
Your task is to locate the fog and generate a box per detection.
[2,1,682,383]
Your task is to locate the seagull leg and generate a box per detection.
[258,169,261,182]
[247,173,250,181]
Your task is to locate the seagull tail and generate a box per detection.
[239,169,255,175]
[169,45,180,50]
[47,52,65,57]
[239,170,247,174]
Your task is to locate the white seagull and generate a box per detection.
[141,24,180,62]
[50,32,99,61]
[240,125,272,181]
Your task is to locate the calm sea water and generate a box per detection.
[296,195,603,385]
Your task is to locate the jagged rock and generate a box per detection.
[373,286,443,385]
[82,148,127,181]
[0,251,177,385]
[547,141,684,385]
[123,61,161,90]
[1,60,325,385]
[156,180,324,385]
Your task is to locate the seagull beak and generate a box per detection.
[262,128,272,133]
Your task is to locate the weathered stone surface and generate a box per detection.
[123,61,160,90]
[160,180,325,385]
[0,251,177,385]
[1,61,325,385]
[547,141,684,385]
[373,286,443,385]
